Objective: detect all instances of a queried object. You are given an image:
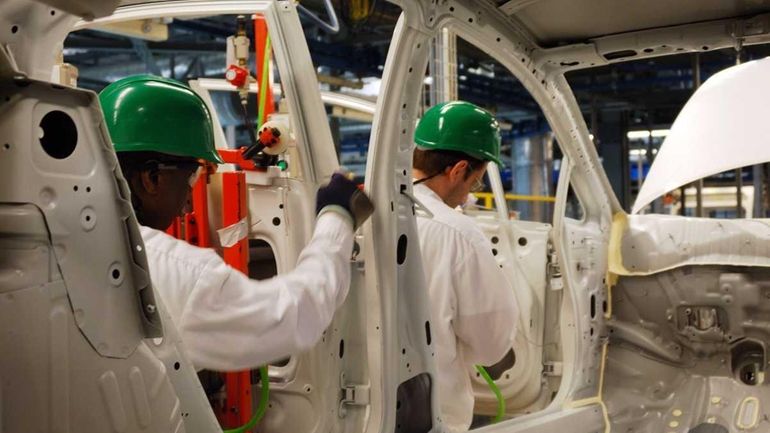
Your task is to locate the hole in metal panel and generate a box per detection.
[248,239,277,280]
[482,349,515,380]
[397,234,407,265]
[395,373,432,433]
[603,49,637,60]
[39,110,77,159]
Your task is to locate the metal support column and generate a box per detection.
[734,38,745,217]
[754,165,764,218]
[226,125,237,148]
[428,28,457,106]
[512,132,553,221]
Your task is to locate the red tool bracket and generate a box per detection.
[217,171,253,429]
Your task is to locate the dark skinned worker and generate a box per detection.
[99,75,373,371]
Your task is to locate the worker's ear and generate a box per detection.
[138,168,161,196]
[446,160,470,183]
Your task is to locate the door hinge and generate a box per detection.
[543,361,563,377]
[339,372,370,418]
[547,243,563,291]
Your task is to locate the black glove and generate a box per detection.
[316,173,374,229]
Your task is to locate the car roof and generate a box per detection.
[502,0,770,47]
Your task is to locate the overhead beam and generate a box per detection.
[535,12,770,73]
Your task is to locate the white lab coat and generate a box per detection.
[414,183,519,432]
[140,211,354,372]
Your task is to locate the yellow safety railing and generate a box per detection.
[474,192,556,209]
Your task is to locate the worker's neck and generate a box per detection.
[413,168,451,203]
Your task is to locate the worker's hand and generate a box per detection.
[316,173,374,229]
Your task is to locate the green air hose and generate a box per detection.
[223,366,270,433]
[475,365,505,423]
[256,36,272,129]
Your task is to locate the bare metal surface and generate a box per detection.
[534,13,770,73]
[508,0,770,46]
[606,267,770,432]
[615,214,770,275]
[370,1,614,431]
[0,33,218,432]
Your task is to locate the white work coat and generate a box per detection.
[414,184,519,432]
[140,211,353,371]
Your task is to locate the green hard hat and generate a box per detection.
[99,74,224,164]
[414,101,502,165]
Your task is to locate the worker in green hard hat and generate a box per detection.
[100,75,373,371]
[412,101,519,432]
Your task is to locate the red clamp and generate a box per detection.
[225,65,249,88]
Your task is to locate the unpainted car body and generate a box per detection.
[3,1,770,433]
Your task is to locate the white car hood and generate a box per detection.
[632,56,770,214]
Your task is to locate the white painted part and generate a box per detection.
[259,120,291,155]
[244,166,282,185]
[225,35,236,67]
[217,217,249,248]
[196,77,260,93]
[633,56,770,214]
[192,78,373,115]
[233,35,250,60]
[99,371,128,432]
[319,91,376,115]
[188,79,230,151]
[128,367,151,428]
[487,161,511,222]
[73,0,271,30]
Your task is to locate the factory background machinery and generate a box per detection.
[59,0,770,221]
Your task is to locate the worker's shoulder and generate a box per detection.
[139,225,222,267]
[417,199,489,248]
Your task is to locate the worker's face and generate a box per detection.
[443,160,487,208]
[131,158,204,230]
